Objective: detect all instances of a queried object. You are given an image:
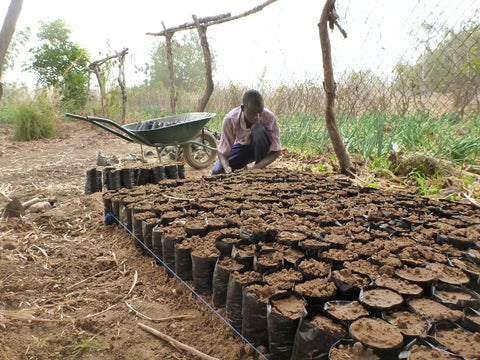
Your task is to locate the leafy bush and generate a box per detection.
[12,105,56,141]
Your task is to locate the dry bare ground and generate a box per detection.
[0,122,265,360]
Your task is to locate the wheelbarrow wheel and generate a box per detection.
[183,129,217,170]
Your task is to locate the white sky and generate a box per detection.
[1,0,479,88]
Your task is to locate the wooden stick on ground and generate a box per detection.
[125,302,194,322]
[138,322,220,360]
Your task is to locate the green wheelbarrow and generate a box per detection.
[66,112,218,169]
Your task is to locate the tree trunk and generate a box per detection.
[192,15,214,112]
[0,0,23,100]
[164,30,177,115]
[92,66,109,118]
[88,48,128,120]
[118,53,127,123]
[318,0,355,176]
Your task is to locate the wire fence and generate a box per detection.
[113,1,480,164]
[127,0,479,119]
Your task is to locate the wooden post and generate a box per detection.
[88,48,129,120]
[163,22,177,115]
[147,1,280,113]
[319,0,355,176]
[118,52,127,124]
[192,15,214,112]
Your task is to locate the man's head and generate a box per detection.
[241,89,264,126]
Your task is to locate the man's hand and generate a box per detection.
[217,152,232,174]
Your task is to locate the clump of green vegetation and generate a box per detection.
[12,104,56,141]
[71,335,103,358]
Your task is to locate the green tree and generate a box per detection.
[147,31,215,91]
[394,21,480,116]
[420,21,479,115]
[3,27,30,73]
[27,19,90,109]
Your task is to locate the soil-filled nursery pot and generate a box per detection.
[151,225,163,263]
[85,168,102,194]
[432,320,480,359]
[151,166,167,183]
[184,218,209,237]
[253,249,283,273]
[102,191,114,216]
[108,169,122,190]
[142,217,160,252]
[267,292,307,360]
[263,268,303,291]
[349,317,404,358]
[331,269,371,300]
[110,194,126,219]
[359,287,404,316]
[294,277,337,307]
[462,307,480,333]
[407,297,463,323]
[297,258,332,280]
[177,163,185,179]
[291,314,348,360]
[177,237,203,278]
[132,211,155,249]
[212,258,244,309]
[329,339,380,360]
[136,168,151,186]
[401,338,463,360]
[120,168,135,189]
[242,283,285,347]
[161,226,187,274]
[382,308,432,341]
[432,283,480,310]
[215,237,241,257]
[102,167,113,190]
[324,300,370,326]
[231,243,258,270]
[165,164,178,179]
[191,245,220,295]
[226,271,263,332]
[119,202,132,231]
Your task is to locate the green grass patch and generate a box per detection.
[12,104,56,141]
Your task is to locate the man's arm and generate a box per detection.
[250,150,281,169]
[218,152,232,174]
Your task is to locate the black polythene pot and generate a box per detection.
[191,252,219,295]
[291,314,346,360]
[267,292,306,360]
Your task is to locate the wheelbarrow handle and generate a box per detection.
[65,113,152,146]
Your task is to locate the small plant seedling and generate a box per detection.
[71,335,103,358]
